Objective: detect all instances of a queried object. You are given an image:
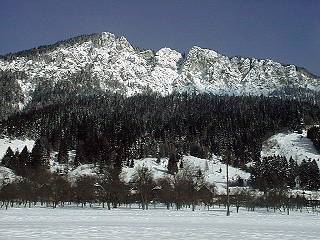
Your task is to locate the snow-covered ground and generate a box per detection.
[0,137,35,188]
[67,155,249,193]
[67,164,98,185]
[0,135,250,192]
[0,207,319,240]
[122,155,250,193]
[261,130,320,167]
[0,167,16,188]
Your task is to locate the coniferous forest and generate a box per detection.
[2,93,320,166]
[1,92,320,210]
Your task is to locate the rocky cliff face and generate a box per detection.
[0,32,319,110]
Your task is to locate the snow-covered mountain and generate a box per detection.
[0,31,319,110]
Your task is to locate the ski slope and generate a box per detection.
[0,207,318,240]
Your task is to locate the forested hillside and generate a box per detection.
[2,93,320,170]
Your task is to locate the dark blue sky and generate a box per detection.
[1,0,319,75]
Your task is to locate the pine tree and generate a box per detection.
[299,159,310,190]
[19,146,31,166]
[1,147,15,168]
[129,159,134,168]
[10,149,21,174]
[196,169,204,185]
[74,140,86,166]
[168,154,178,174]
[205,160,209,172]
[31,139,49,170]
[57,140,69,164]
[179,160,184,169]
[288,157,298,188]
[308,160,320,190]
[14,146,30,176]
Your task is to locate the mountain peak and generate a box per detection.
[188,46,220,58]
[0,31,319,113]
[155,48,182,70]
[101,31,115,38]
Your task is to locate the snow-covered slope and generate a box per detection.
[0,137,35,159]
[0,137,34,187]
[123,155,250,193]
[67,164,98,185]
[0,166,16,188]
[65,155,249,193]
[0,137,248,192]
[261,130,320,168]
[0,31,319,109]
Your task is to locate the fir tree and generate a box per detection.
[168,154,178,174]
[57,140,69,164]
[129,159,134,168]
[1,147,15,168]
[19,146,31,166]
[31,139,50,170]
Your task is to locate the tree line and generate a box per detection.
[249,155,320,191]
[1,139,50,177]
[1,163,319,214]
[307,126,320,152]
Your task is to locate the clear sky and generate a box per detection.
[1,0,319,75]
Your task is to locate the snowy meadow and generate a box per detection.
[0,206,319,240]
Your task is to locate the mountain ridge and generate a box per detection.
[0,31,319,117]
[1,32,318,79]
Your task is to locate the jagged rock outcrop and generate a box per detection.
[0,32,319,112]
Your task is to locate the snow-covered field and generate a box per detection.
[0,207,319,240]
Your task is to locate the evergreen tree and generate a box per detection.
[196,169,204,185]
[288,157,298,188]
[74,140,86,166]
[167,153,178,174]
[19,146,31,166]
[179,160,184,169]
[129,159,134,168]
[11,149,21,174]
[57,140,69,164]
[204,160,209,172]
[1,147,15,168]
[31,139,50,170]
[308,160,320,190]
